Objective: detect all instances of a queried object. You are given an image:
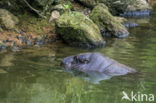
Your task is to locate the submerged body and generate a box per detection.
[61,53,136,76]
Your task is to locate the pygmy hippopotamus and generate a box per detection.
[61,53,136,77]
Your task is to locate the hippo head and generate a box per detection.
[61,53,93,71]
[61,52,136,83]
[61,53,107,72]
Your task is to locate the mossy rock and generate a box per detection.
[90,4,129,38]
[125,0,152,11]
[107,0,152,15]
[0,9,19,30]
[76,0,152,15]
[55,11,105,48]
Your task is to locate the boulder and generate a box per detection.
[125,0,152,11]
[76,0,152,16]
[119,0,153,17]
[90,4,129,38]
[0,9,19,30]
[55,11,105,48]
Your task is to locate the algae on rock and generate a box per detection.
[90,4,129,38]
[55,11,105,48]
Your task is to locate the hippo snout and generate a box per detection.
[61,56,75,68]
[61,60,71,68]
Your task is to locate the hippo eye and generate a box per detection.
[84,59,89,64]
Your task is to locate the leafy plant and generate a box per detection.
[63,4,72,9]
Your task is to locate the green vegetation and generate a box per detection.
[55,11,104,47]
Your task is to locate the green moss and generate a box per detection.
[90,4,129,38]
[55,11,104,47]
[17,13,54,35]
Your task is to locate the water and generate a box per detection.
[0,6,156,103]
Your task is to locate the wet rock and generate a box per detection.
[90,4,129,38]
[125,0,152,11]
[123,22,139,28]
[55,11,105,48]
[120,10,153,17]
[26,40,31,46]
[34,36,45,46]
[76,0,152,17]
[34,40,44,46]
[0,9,19,30]
[0,41,6,50]
[116,0,152,17]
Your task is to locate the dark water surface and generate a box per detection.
[0,6,156,103]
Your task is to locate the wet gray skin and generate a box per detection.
[61,52,137,77]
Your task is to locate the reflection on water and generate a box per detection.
[0,5,156,103]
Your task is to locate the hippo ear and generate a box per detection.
[73,56,78,62]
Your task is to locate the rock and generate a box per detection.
[125,0,152,11]
[76,0,152,17]
[34,36,45,46]
[49,10,60,22]
[123,22,139,28]
[120,10,153,17]
[90,4,129,38]
[55,11,105,48]
[61,52,136,77]
[0,9,19,30]
[0,41,6,50]
[116,0,152,17]
[114,17,139,28]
